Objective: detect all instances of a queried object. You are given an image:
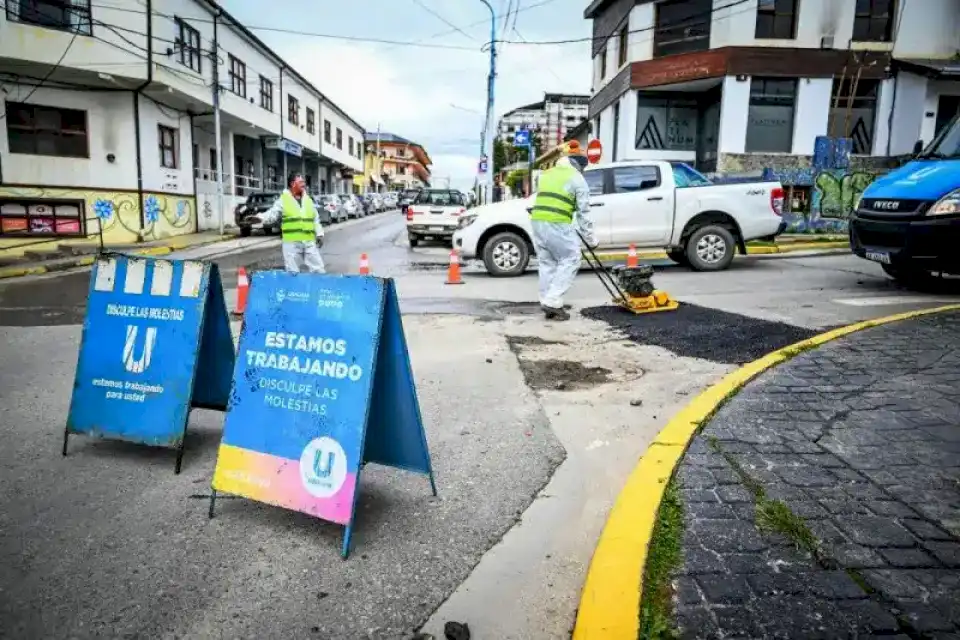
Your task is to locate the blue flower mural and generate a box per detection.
[144,195,160,224]
[93,198,114,221]
[176,200,187,219]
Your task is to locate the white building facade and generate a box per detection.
[497,93,590,149]
[0,0,365,243]
[586,0,960,174]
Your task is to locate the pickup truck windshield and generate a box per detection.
[671,163,712,188]
[416,190,462,206]
[919,112,960,159]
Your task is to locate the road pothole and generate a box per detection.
[515,358,611,390]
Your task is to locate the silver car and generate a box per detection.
[319,194,346,223]
[339,194,360,218]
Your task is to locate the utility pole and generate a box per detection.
[375,122,381,193]
[479,0,496,205]
[212,13,225,235]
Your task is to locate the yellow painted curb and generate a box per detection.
[572,302,960,640]
[594,241,849,262]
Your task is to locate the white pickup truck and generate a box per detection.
[453,160,786,277]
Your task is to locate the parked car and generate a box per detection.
[371,193,385,212]
[358,193,374,216]
[310,192,334,226]
[453,160,785,277]
[405,188,468,247]
[235,192,280,237]
[850,111,960,288]
[339,194,360,218]
[399,188,421,215]
[347,194,366,217]
[319,194,346,223]
[383,192,398,209]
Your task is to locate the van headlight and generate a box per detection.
[458,214,477,229]
[928,188,960,216]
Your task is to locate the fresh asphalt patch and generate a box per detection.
[581,302,823,365]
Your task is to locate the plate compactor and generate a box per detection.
[578,233,679,315]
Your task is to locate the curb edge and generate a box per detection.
[0,235,232,281]
[571,302,960,640]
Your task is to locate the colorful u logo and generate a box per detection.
[123,325,157,374]
[313,450,335,479]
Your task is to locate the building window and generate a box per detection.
[158,125,179,169]
[288,95,299,126]
[853,0,895,42]
[612,103,620,160]
[5,102,88,158]
[828,78,880,154]
[635,95,698,151]
[259,76,273,111]
[228,55,246,98]
[617,24,628,67]
[4,0,92,35]
[306,108,315,134]
[323,120,331,143]
[336,128,343,150]
[599,46,607,80]
[349,137,356,155]
[209,148,218,171]
[0,199,85,236]
[755,0,797,39]
[746,78,797,152]
[654,0,712,58]
[175,18,202,73]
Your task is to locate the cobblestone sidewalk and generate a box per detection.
[673,311,960,638]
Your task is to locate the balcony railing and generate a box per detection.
[194,169,279,196]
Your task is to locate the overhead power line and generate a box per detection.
[409,0,477,42]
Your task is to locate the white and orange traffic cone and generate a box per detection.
[627,243,639,268]
[445,250,464,285]
[235,266,249,315]
[359,253,370,275]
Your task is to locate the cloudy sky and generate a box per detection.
[221,0,592,189]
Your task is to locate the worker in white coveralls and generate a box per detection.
[529,152,597,321]
[254,172,325,273]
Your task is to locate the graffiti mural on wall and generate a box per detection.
[0,187,196,244]
[761,167,882,233]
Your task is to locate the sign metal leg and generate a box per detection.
[428,471,438,497]
[208,489,217,519]
[61,429,69,456]
[341,525,353,559]
[174,439,186,475]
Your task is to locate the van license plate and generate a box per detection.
[430,226,445,232]
[865,251,891,264]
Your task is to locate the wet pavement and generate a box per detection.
[673,310,960,638]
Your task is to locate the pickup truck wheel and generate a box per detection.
[239,226,251,238]
[483,231,529,277]
[666,249,689,266]
[686,225,735,271]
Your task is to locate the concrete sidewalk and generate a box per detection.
[670,310,960,637]
[0,232,232,280]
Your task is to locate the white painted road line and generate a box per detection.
[833,295,959,307]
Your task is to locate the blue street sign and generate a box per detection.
[513,129,531,147]
[478,157,489,174]
[210,272,435,558]
[65,254,235,472]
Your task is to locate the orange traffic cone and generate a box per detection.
[359,253,370,275]
[445,250,464,285]
[235,266,249,315]
[627,243,639,268]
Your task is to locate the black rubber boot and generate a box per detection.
[542,305,570,321]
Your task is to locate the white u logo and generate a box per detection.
[123,325,157,374]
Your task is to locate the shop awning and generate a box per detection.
[895,58,960,79]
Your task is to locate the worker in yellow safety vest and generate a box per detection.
[529,153,597,321]
[254,172,326,273]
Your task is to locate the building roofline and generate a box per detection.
[198,0,366,134]
[501,100,545,119]
[364,132,433,166]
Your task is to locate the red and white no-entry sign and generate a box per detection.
[586,138,602,164]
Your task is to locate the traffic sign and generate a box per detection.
[210,272,436,558]
[513,129,531,147]
[478,157,489,174]
[64,255,235,473]
[587,138,602,164]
